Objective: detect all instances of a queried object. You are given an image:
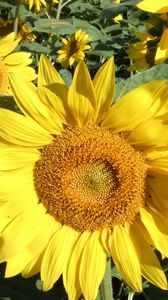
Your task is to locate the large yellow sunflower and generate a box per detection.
[1,55,168,300]
[0,32,37,95]
[57,29,91,68]
[137,0,168,64]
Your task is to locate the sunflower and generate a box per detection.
[112,0,123,24]
[57,29,91,68]
[126,32,156,71]
[49,0,59,4]
[137,0,168,64]
[0,32,37,95]
[21,0,47,11]
[1,55,168,300]
[0,18,36,42]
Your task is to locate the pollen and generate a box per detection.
[0,59,9,94]
[34,125,147,232]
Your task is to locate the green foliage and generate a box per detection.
[34,19,76,35]
[115,64,168,100]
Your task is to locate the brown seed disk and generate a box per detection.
[0,59,9,94]
[34,125,147,232]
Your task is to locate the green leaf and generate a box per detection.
[89,49,114,57]
[59,69,72,87]
[19,42,51,54]
[33,19,76,35]
[115,64,168,101]
[0,1,14,8]
[144,284,168,300]
[72,18,105,41]
[9,4,35,19]
[0,96,20,113]
[100,0,140,19]
[111,266,122,280]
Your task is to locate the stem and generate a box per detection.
[48,0,53,15]
[56,0,64,20]
[96,257,114,300]
[13,0,20,38]
[116,282,124,300]
[128,292,134,300]
[61,0,72,9]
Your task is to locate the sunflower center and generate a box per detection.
[69,40,80,56]
[34,125,147,232]
[0,58,9,95]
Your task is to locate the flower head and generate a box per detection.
[1,55,168,299]
[51,0,59,4]
[0,18,36,42]
[57,29,91,68]
[21,0,47,11]
[137,0,168,64]
[127,32,156,71]
[0,32,36,95]
[113,14,123,23]
[137,0,168,14]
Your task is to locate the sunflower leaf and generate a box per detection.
[33,19,76,35]
[115,64,168,101]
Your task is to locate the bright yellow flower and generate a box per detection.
[0,18,36,42]
[137,0,168,14]
[113,14,123,23]
[0,32,36,95]
[1,55,168,299]
[21,0,47,11]
[112,0,123,24]
[57,29,91,68]
[51,0,59,3]
[127,32,156,71]
[137,0,168,64]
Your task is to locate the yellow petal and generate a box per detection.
[7,66,37,86]
[41,226,79,291]
[3,52,32,66]
[143,148,168,160]
[0,147,40,170]
[68,61,96,127]
[22,252,43,278]
[148,174,168,217]
[102,81,168,131]
[0,108,52,147]
[140,207,168,257]
[39,84,69,125]
[0,33,20,57]
[38,55,64,86]
[0,196,36,233]
[63,231,91,300]
[155,28,168,64]
[110,224,142,292]
[5,214,57,277]
[127,118,168,148]
[130,222,168,290]
[0,165,38,204]
[0,204,47,261]
[79,231,106,300]
[137,0,168,13]
[158,28,168,51]
[9,75,62,134]
[147,155,168,175]
[100,228,111,254]
[93,57,115,122]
